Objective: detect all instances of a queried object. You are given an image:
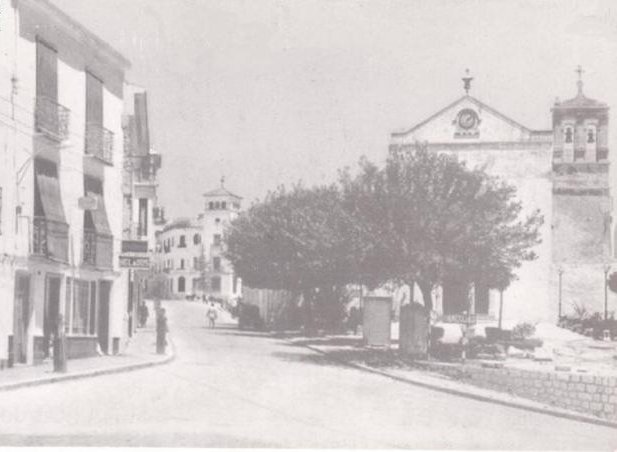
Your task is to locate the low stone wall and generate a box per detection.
[417,361,617,421]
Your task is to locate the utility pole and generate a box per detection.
[557,267,564,321]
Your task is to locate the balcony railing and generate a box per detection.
[35,96,70,142]
[85,123,114,165]
[32,216,69,263]
[83,229,114,269]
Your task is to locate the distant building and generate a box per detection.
[389,69,615,323]
[120,85,162,337]
[202,180,243,303]
[154,218,203,297]
[153,180,242,303]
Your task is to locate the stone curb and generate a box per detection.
[0,336,176,393]
[298,342,617,430]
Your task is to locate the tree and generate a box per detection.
[224,184,359,330]
[341,145,543,311]
[146,273,171,301]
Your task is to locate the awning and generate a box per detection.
[34,159,66,224]
[84,176,112,236]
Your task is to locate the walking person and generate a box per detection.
[207,302,218,328]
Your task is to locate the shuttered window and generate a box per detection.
[86,72,104,126]
[84,176,112,236]
[36,40,58,101]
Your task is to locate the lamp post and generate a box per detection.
[557,267,564,321]
[604,264,611,321]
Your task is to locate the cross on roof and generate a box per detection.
[576,65,584,95]
[462,68,473,95]
[220,175,225,188]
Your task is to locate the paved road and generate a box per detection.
[0,300,615,448]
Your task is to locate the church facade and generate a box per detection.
[388,71,616,323]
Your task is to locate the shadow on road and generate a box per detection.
[269,350,350,369]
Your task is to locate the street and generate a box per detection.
[0,300,615,448]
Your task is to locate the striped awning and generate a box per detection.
[34,158,66,224]
[84,176,112,236]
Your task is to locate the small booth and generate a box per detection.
[362,296,392,347]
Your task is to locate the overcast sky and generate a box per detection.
[51,0,617,219]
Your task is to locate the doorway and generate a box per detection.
[43,274,62,358]
[98,281,111,354]
[12,273,31,364]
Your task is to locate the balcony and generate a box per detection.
[83,229,114,269]
[35,96,70,142]
[32,216,69,263]
[85,123,114,165]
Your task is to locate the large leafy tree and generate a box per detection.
[341,145,543,311]
[224,184,359,329]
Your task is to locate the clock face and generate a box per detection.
[457,109,479,130]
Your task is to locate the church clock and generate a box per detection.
[457,109,479,130]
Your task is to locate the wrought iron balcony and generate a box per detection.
[83,229,114,269]
[85,123,114,165]
[32,216,69,263]
[35,96,70,142]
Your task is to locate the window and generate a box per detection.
[587,128,596,143]
[179,235,186,248]
[211,276,221,292]
[564,127,573,144]
[194,257,199,269]
[138,198,148,236]
[209,202,214,210]
[213,257,221,271]
[221,202,227,210]
[215,218,221,225]
[178,276,186,293]
[180,259,185,270]
[213,234,221,246]
[193,233,201,245]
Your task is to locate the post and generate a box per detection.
[53,314,67,373]
[557,268,563,320]
[604,265,610,321]
[498,290,504,330]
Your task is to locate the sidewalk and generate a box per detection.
[287,334,617,429]
[0,323,174,392]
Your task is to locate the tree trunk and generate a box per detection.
[418,280,433,312]
[302,289,314,335]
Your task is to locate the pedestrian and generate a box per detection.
[156,308,168,354]
[140,303,149,327]
[207,302,218,328]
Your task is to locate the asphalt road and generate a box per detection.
[0,300,615,448]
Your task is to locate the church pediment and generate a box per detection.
[391,96,536,144]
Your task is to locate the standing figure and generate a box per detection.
[156,308,168,354]
[207,303,218,328]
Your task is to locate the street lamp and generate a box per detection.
[557,267,564,321]
[604,264,611,321]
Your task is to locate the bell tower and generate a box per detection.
[552,67,610,263]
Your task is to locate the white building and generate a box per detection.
[0,0,141,366]
[389,71,615,324]
[155,218,203,297]
[153,181,243,303]
[202,182,243,304]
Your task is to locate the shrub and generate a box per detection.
[512,322,536,340]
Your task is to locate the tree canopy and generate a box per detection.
[226,145,544,317]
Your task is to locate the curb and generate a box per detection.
[299,342,617,430]
[0,337,175,393]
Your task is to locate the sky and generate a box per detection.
[51,0,617,219]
